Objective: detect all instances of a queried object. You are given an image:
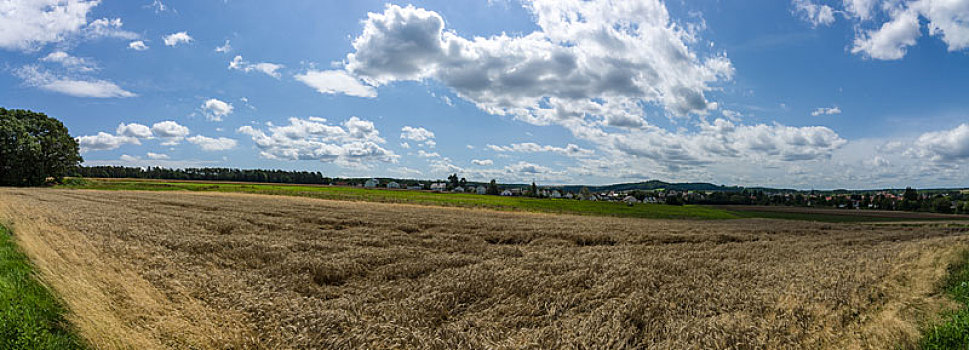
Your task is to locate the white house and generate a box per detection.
[476,185,487,195]
[430,183,447,191]
[387,181,400,189]
[564,192,574,199]
[623,195,639,204]
[452,186,465,193]
[364,178,379,188]
[407,185,423,190]
[549,190,562,198]
[501,189,513,196]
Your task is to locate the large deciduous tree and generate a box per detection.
[486,179,500,195]
[0,108,82,186]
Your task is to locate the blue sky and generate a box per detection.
[2,0,968,189]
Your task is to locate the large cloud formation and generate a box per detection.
[0,0,97,51]
[305,1,851,175]
[76,120,199,151]
[237,116,398,166]
[908,123,969,162]
[596,119,847,171]
[0,0,137,52]
[322,1,734,125]
[3,1,139,97]
[794,0,969,60]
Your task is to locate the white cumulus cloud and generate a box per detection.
[598,118,847,171]
[795,0,969,60]
[228,55,284,78]
[116,122,152,138]
[40,51,97,72]
[0,0,99,51]
[811,106,842,116]
[76,132,140,152]
[150,120,190,145]
[793,0,836,27]
[200,98,234,121]
[147,152,170,160]
[236,116,397,165]
[505,161,556,175]
[908,123,969,162]
[294,69,376,98]
[149,0,169,13]
[215,40,231,53]
[417,150,440,158]
[187,135,237,151]
[150,120,189,138]
[128,40,149,51]
[83,17,137,40]
[487,142,594,157]
[0,1,136,52]
[400,126,435,142]
[163,31,192,46]
[844,0,879,20]
[851,7,921,60]
[14,65,136,98]
[336,1,732,124]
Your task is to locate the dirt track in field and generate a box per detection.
[2,188,967,349]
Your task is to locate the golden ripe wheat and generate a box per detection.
[1,188,966,349]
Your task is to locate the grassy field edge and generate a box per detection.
[0,224,85,349]
[919,249,969,349]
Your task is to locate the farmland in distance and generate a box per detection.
[58,178,969,223]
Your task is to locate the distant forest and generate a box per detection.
[76,166,330,185]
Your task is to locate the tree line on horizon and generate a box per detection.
[76,166,331,185]
[629,187,969,215]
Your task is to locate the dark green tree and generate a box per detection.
[665,195,684,206]
[486,179,500,195]
[447,173,459,189]
[931,197,953,214]
[903,187,919,201]
[530,182,538,197]
[0,108,82,186]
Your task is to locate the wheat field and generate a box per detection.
[1,188,967,349]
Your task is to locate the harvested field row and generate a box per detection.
[722,205,969,220]
[1,188,968,349]
[60,178,741,220]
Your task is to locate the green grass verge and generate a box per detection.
[0,225,85,349]
[919,250,969,349]
[59,179,738,220]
